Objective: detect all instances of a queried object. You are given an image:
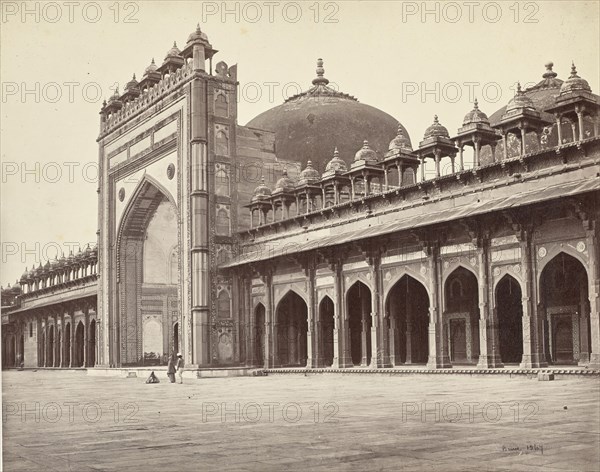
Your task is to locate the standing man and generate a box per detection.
[167,353,176,383]
[176,352,184,384]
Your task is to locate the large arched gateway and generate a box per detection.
[117,180,180,366]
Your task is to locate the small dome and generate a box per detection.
[252,178,272,201]
[325,147,348,173]
[560,62,592,95]
[144,58,158,76]
[424,115,450,139]
[56,253,67,267]
[354,140,378,162]
[187,23,209,45]
[108,87,121,103]
[505,83,536,113]
[274,169,295,192]
[388,124,413,152]
[125,74,139,91]
[165,42,182,60]
[462,99,490,125]
[299,161,321,182]
[19,267,29,282]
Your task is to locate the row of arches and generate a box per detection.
[250,252,592,368]
[37,319,97,368]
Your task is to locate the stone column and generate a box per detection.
[60,313,65,367]
[54,312,60,367]
[519,126,527,156]
[576,106,585,141]
[69,311,76,368]
[306,263,316,368]
[473,138,481,167]
[502,133,508,160]
[477,236,503,368]
[426,242,452,368]
[368,250,390,368]
[37,316,43,367]
[245,277,256,367]
[434,150,441,178]
[83,308,89,367]
[579,279,590,365]
[587,222,600,368]
[456,143,464,171]
[555,114,563,145]
[519,227,548,368]
[44,316,51,367]
[420,157,425,181]
[331,258,351,368]
[360,293,369,366]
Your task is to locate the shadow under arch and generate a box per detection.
[116,176,180,367]
[385,274,430,365]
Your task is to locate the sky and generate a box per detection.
[1,0,599,286]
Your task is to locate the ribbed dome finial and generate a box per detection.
[570,61,578,77]
[312,58,329,86]
[473,98,479,109]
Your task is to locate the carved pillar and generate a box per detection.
[419,157,425,181]
[60,313,65,367]
[476,233,503,368]
[44,316,51,367]
[306,260,316,368]
[579,278,590,365]
[502,133,508,160]
[473,138,481,168]
[367,248,390,368]
[519,126,527,156]
[37,316,43,367]
[69,309,76,368]
[586,220,600,368]
[518,225,548,368]
[330,256,351,368]
[262,271,277,368]
[457,143,464,171]
[426,241,452,368]
[83,307,89,367]
[434,150,441,178]
[54,312,60,367]
[576,106,585,141]
[555,114,563,145]
[245,275,256,367]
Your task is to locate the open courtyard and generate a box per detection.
[1,370,599,471]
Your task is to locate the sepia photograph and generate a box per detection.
[1,1,599,471]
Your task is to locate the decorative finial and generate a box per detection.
[312,58,329,86]
[516,82,522,94]
[260,176,265,184]
[473,98,479,109]
[397,123,404,135]
[363,140,370,148]
[282,168,288,177]
[132,73,136,80]
[151,58,155,64]
[197,23,201,31]
[570,61,578,77]
[542,61,558,79]
[333,146,339,157]
[306,160,314,168]
[173,41,177,47]
[433,115,439,124]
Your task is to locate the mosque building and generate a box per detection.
[2,26,599,371]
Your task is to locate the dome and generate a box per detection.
[274,169,295,192]
[489,62,564,125]
[505,83,536,113]
[246,59,411,173]
[108,87,121,103]
[424,115,450,139]
[125,74,139,91]
[324,147,347,174]
[144,58,158,76]
[388,124,413,152]
[19,267,30,282]
[251,178,272,202]
[165,41,182,60]
[298,161,321,183]
[560,62,592,96]
[462,99,489,125]
[354,140,377,162]
[187,24,209,45]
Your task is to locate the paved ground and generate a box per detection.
[2,370,599,472]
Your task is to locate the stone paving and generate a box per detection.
[2,370,599,471]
